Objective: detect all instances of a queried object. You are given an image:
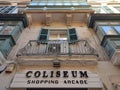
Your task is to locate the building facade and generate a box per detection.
[0,0,120,90]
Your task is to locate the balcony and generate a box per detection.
[17,40,97,56]
[17,40,98,65]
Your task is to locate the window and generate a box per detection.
[88,0,115,2]
[47,2,54,6]
[80,2,88,5]
[0,26,3,32]
[1,26,15,35]
[101,26,117,35]
[64,2,71,6]
[113,40,120,48]
[72,2,79,6]
[55,2,63,6]
[0,39,4,45]
[30,2,38,6]
[39,1,46,6]
[49,30,67,40]
[114,26,120,34]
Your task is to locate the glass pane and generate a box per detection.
[55,2,63,6]
[113,40,120,48]
[114,7,120,12]
[64,2,71,6]
[39,2,46,6]
[80,2,88,5]
[0,39,4,44]
[47,2,54,6]
[101,26,117,35]
[0,26,3,31]
[1,26,15,35]
[48,0,54,1]
[30,2,38,6]
[72,2,79,6]
[114,26,120,33]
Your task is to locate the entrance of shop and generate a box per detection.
[27,88,88,90]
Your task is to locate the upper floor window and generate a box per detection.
[101,26,117,35]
